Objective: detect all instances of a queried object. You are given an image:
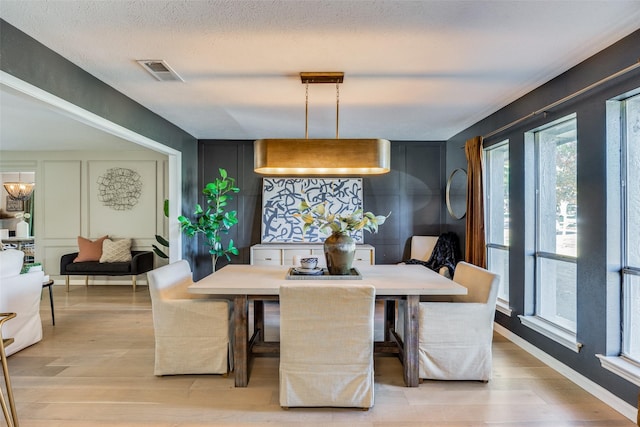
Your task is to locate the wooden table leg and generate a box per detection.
[253,300,264,343]
[233,295,249,387]
[384,299,396,342]
[403,295,420,387]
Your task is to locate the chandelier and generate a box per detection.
[3,173,35,201]
[254,72,390,175]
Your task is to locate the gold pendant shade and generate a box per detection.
[254,138,390,175]
[254,72,391,175]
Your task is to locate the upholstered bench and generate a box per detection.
[60,250,154,292]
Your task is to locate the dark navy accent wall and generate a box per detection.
[0,19,199,257]
[446,30,640,406]
[194,140,448,280]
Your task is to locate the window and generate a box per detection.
[484,141,510,311]
[597,90,640,386]
[532,115,578,334]
[622,93,640,364]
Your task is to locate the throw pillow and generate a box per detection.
[74,235,108,262]
[100,238,132,263]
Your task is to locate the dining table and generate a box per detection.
[189,264,467,387]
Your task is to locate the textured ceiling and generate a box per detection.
[1,0,639,151]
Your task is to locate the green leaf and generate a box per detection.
[152,245,169,259]
[219,168,227,179]
[299,200,310,211]
[163,199,169,218]
[301,213,315,224]
[155,235,169,247]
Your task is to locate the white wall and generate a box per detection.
[0,150,168,283]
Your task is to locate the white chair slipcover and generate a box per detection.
[0,249,44,356]
[400,236,450,278]
[410,236,439,261]
[279,283,375,409]
[418,261,500,381]
[147,260,230,376]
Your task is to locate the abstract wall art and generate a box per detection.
[261,177,363,243]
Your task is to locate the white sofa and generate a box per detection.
[0,249,45,356]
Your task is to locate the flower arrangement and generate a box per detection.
[295,198,389,236]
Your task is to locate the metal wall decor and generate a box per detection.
[261,177,363,243]
[97,167,142,211]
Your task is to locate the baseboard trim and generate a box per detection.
[51,279,148,286]
[494,323,637,422]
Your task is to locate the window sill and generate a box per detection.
[518,315,582,353]
[595,355,640,387]
[496,300,513,316]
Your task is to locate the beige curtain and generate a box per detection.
[464,136,486,268]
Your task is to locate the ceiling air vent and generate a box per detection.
[136,60,184,82]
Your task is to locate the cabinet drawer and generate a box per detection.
[353,249,373,264]
[251,249,281,265]
[283,249,312,265]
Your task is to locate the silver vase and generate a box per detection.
[323,232,356,275]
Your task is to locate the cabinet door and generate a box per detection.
[251,249,281,265]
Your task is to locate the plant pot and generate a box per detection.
[323,232,356,275]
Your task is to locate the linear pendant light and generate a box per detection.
[254,72,390,175]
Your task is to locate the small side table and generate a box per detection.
[42,280,55,326]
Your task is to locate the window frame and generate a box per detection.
[620,92,640,364]
[483,139,511,315]
[519,113,581,352]
[597,90,640,387]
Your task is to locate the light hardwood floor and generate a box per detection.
[3,284,635,426]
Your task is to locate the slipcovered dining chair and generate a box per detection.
[418,261,499,381]
[279,283,375,409]
[147,260,231,376]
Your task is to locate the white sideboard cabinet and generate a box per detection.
[250,244,375,267]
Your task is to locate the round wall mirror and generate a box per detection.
[446,168,467,220]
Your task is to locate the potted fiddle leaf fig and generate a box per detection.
[178,168,240,271]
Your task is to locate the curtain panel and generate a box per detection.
[464,136,486,268]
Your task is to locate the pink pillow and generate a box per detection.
[74,235,108,262]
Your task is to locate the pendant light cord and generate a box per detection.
[336,83,340,139]
[305,82,309,139]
